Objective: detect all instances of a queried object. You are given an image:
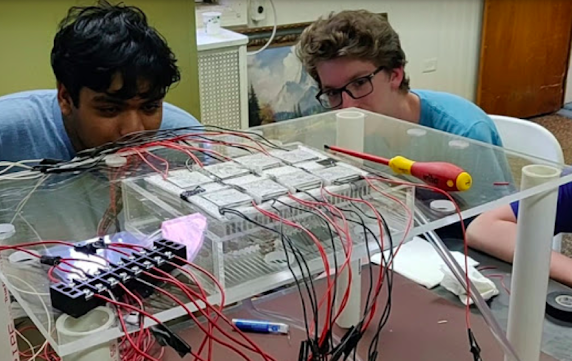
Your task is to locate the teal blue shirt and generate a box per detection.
[413,89,503,146]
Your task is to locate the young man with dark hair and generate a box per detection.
[297,10,501,145]
[0,1,200,162]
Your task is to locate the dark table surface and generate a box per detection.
[439,238,572,361]
[164,257,562,361]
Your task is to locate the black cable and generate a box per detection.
[219,207,319,344]
[285,192,366,333]
[296,189,379,325]
[74,124,287,160]
[187,134,255,155]
[292,189,392,360]
[272,210,321,350]
[300,185,397,361]
[345,190,396,360]
[271,198,341,354]
[39,125,288,175]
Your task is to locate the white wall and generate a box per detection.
[250,0,484,101]
[565,41,572,104]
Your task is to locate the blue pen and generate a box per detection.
[232,318,289,335]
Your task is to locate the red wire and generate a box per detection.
[176,131,271,155]
[106,245,131,257]
[101,246,261,361]
[169,263,217,361]
[113,293,162,361]
[282,193,355,340]
[108,246,271,359]
[95,294,209,361]
[171,256,227,306]
[320,186,389,331]
[144,141,204,167]
[141,272,252,360]
[251,201,337,343]
[364,178,414,266]
[120,147,168,179]
[142,270,275,361]
[486,274,511,295]
[47,266,61,283]
[117,283,153,361]
[99,158,128,237]
[365,176,472,329]
[44,343,55,361]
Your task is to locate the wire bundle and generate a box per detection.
[0,125,483,361]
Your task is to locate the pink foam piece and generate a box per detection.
[161,213,207,262]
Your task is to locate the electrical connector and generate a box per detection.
[50,239,188,318]
[150,324,192,358]
[39,255,62,266]
[74,238,107,255]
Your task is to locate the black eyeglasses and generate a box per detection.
[315,66,385,109]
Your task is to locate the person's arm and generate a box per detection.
[467,204,572,287]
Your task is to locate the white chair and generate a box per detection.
[489,114,565,252]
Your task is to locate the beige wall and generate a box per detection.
[0,0,200,118]
[249,0,484,102]
[565,40,572,105]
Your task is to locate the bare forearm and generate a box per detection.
[467,216,572,287]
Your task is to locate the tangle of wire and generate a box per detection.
[0,125,480,361]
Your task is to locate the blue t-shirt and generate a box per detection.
[511,172,572,235]
[0,90,201,162]
[413,89,503,146]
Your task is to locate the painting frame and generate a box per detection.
[237,13,388,127]
[236,21,312,51]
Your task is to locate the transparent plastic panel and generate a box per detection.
[0,108,569,357]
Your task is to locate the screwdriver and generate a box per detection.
[324,144,472,192]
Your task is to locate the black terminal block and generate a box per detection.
[50,239,188,318]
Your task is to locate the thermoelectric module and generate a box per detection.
[202,162,251,180]
[270,147,321,165]
[236,178,289,203]
[272,168,323,192]
[199,188,253,209]
[224,174,264,187]
[234,153,283,172]
[311,164,367,185]
[145,170,214,198]
[166,169,213,189]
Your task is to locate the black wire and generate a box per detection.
[296,189,378,323]
[271,198,341,353]
[342,189,395,360]
[292,190,371,330]
[294,189,393,360]
[39,125,288,175]
[267,202,323,347]
[74,124,287,160]
[188,134,256,155]
[300,185,397,361]
[218,207,319,343]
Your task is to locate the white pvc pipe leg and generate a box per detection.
[334,110,365,329]
[336,110,365,157]
[0,281,19,361]
[335,259,362,328]
[56,306,119,361]
[506,165,561,361]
